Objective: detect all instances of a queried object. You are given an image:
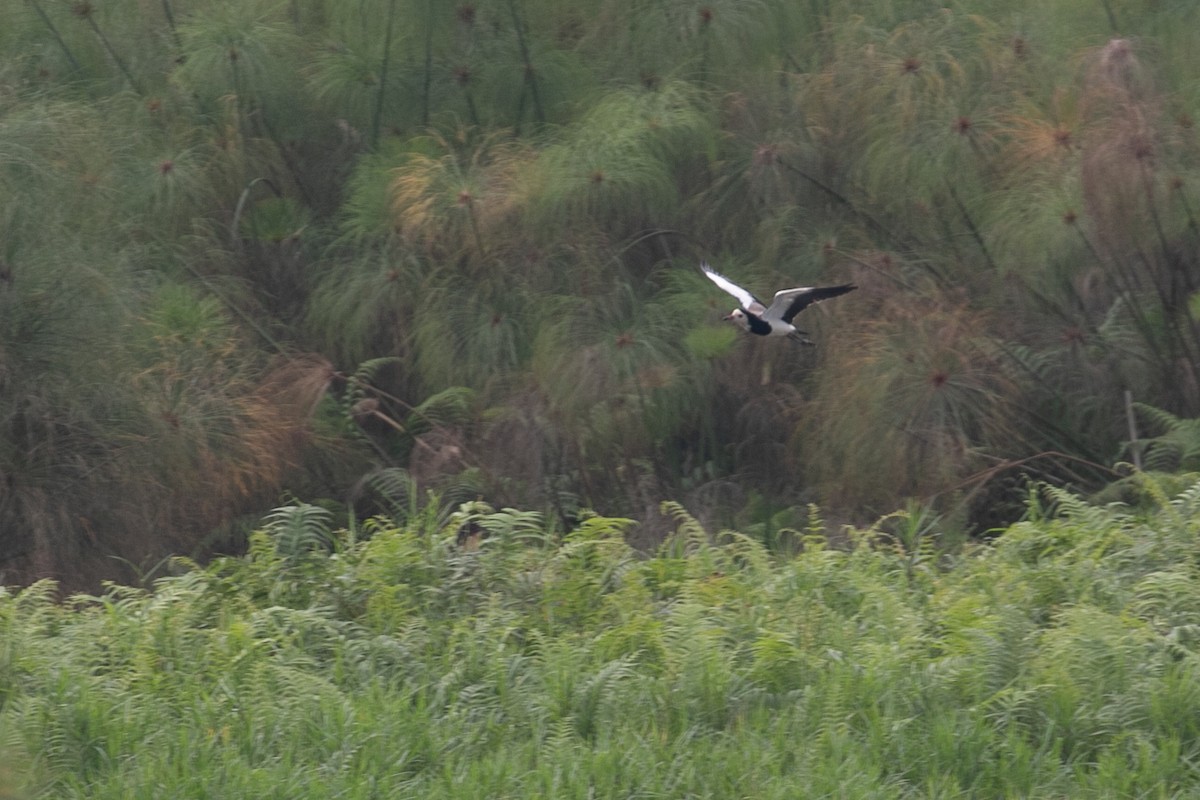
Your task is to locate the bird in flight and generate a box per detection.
[701,261,856,343]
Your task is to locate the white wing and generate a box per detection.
[700,262,764,314]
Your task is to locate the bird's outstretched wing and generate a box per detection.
[766,284,857,324]
[700,262,764,314]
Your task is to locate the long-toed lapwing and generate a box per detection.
[701,261,856,343]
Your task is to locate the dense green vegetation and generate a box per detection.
[2,0,1200,584]
[2,476,1200,797]
[6,4,1200,794]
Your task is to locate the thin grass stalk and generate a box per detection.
[1123,388,1142,469]
[1072,219,1123,290]
[1177,185,1200,240]
[78,7,144,94]
[181,263,286,354]
[26,0,82,71]
[255,104,317,208]
[1139,167,1170,250]
[160,0,181,48]
[452,5,480,126]
[421,0,434,128]
[1146,249,1200,382]
[462,87,481,127]
[513,82,528,134]
[464,199,487,261]
[1140,171,1200,367]
[1055,272,1103,334]
[1099,0,1119,33]
[1171,189,1200,384]
[544,440,573,531]
[776,156,925,273]
[1008,270,1097,336]
[933,201,971,265]
[353,421,399,465]
[1111,264,1169,366]
[1071,222,1171,369]
[623,349,652,439]
[228,49,245,139]
[698,15,711,85]
[573,435,601,506]
[371,0,399,148]
[507,0,544,128]
[1130,241,1200,382]
[947,182,998,273]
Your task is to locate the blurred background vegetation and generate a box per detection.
[2,0,1199,589]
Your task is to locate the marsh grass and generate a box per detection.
[7,0,1200,585]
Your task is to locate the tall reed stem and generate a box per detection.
[508,0,545,129]
[27,0,82,72]
[421,0,434,128]
[371,0,398,148]
[77,6,144,94]
[160,0,181,47]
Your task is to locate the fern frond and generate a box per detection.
[1170,476,1200,519]
[348,357,403,401]
[660,501,710,553]
[407,386,477,434]
[1135,403,1200,473]
[1041,483,1124,530]
[479,508,548,544]
[355,466,420,524]
[263,503,334,560]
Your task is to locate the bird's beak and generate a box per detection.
[722,313,733,321]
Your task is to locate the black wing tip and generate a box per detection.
[815,283,857,297]
[779,282,858,323]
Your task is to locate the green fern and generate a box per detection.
[1134,403,1200,473]
[407,386,477,434]
[660,501,712,554]
[263,503,334,561]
